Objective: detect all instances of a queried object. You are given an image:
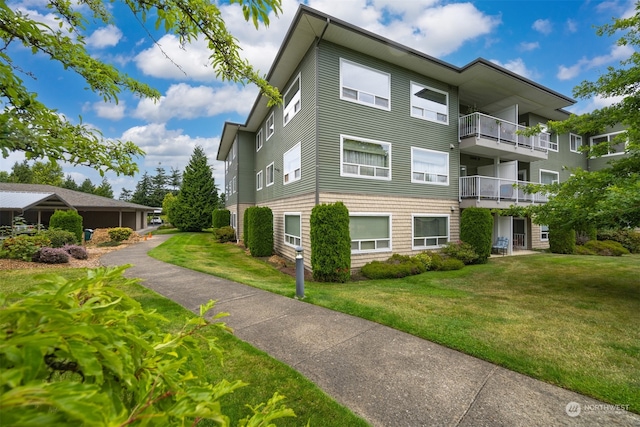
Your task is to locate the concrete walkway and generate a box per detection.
[101,235,640,427]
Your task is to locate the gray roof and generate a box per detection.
[0,191,73,211]
[0,183,154,211]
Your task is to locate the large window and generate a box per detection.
[341,135,391,180]
[266,113,275,140]
[350,214,391,253]
[540,169,559,185]
[411,147,449,185]
[283,74,301,126]
[256,129,263,152]
[412,215,449,249]
[283,142,301,184]
[590,131,626,156]
[256,170,263,191]
[340,59,390,110]
[266,162,274,187]
[284,213,301,247]
[570,133,582,153]
[410,82,448,124]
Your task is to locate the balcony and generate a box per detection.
[460,176,548,209]
[459,113,549,162]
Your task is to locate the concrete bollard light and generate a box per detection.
[295,246,305,299]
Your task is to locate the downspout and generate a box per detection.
[234,130,240,242]
[314,18,330,206]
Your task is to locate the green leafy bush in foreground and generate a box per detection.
[0,266,295,426]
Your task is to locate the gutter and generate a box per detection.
[315,17,330,206]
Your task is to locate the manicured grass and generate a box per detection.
[0,268,369,426]
[149,232,640,414]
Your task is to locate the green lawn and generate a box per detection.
[149,232,640,414]
[0,268,369,426]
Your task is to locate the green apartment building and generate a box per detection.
[217,5,627,271]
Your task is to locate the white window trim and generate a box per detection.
[540,224,549,241]
[340,134,392,181]
[266,162,275,187]
[266,112,275,140]
[547,134,558,152]
[590,131,626,156]
[411,147,449,186]
[256,129,263,152]
[232,176,237,194]
[539,169,559,185]
[284,212,302,248]
[410,81,449,125]
[283,142,301,185]
[411,214,450,250]
[570,133,582,153]
[256,170,263,191]
[283,73,301,126]
[350,213,392,254]
[340,58,391,111]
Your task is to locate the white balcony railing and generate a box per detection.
[459,113,549,152]
[460,176,549,204]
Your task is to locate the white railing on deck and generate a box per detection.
[460,176,549,203]
[459,113,549,152]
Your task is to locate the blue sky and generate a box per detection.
[1,0,636,199]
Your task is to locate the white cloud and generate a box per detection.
[569,94,625,115]
[133,83,258,122]
[86,25,122,49]
[557,44,634,80]
[566,19,577,33]
[93,101,126,120]
[519,41,539,52]
[490,58,536,79]
[532,18,552,35]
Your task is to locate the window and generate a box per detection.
[232,141,237,159]
[231,176,236,194]
[411,147,449,185]
[542,126,557,151]
[341,135,391,180]
[570,133,582,153]
[283,74,301,125]
[340,59,390,110]
[266,113,275,140]
[266,162,274,187]
[284,213,301,247]
[540,169,559,185]
[590,131,626,156]
[350,214,391,253]
[410,82,448,124]
[256,170,263,191]
[256,129,263,152]
[231,212,237,230]
[412,215,449,249]
[283,142,301,184]
[540,224,549,241]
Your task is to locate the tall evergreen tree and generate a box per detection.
[94,177,114,198]
[119,188,133,202]
[79,178,95,194]
[131,172,153,206]
[61,175,79,191]
[150,166,169,207]
[169,167,182,192]
[170,146,218,231]
[9,160,33,183]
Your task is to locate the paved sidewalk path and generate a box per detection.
[101,235,640,427]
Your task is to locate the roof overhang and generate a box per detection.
[216,4,576,160]
[0,192,74,212]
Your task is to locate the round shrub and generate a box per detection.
[42,228,78,248]
[108,227,133,242]
[33,247,69,264]
[439,258,465,271]
[549,227,575,254]
[413,252,432,271]
[440,241,479,265]
[63,244,88,260]
[49,210,83,242]
[427,251,445,271]
[360,254,426,279]
[583,240,630,256]
[575,245,596,255]
[214,226,236,243]
[460,208,493,263]
[597,229,640,253]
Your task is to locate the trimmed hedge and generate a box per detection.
[310,202,351,283]
[243,207,253,248]
[108,227,133,242]
[597,229,640,253]
[360,254,426,279]
[549,227,575,254]
[49,210,83,242]
[248,207,273,257]
[583,240,629,256]
[460,208,493,263]
[212,209,231,229]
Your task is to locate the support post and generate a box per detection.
[295,246,305,299]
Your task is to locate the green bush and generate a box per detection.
[33,247,70,264]
[1,234,51,261]
[212,209,231,229]
[549,227,575,254]
[575,245,595,255]
[248,207,273,257]
[440,241,479,265]
[108,227,133,242]
[214,226,236,243]
[439,258,465,271]
[597,229,640,253]
[310,202,351,283]
[360,254,426,279]
[428,251,445,271]
[460,208,493,263]
[49,210,83,242]
[413,252,432,271]
[583,240,630,256]
[41,228,78,248]
[243,207,254,248]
